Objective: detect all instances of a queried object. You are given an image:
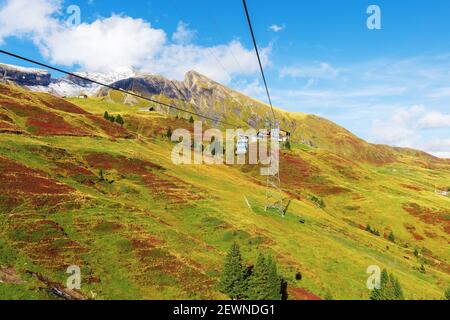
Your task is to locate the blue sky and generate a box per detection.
[0,0,449,157]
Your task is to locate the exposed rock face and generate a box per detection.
[102,71,249,105]
[96,70,273,128]
[0,63,51,86]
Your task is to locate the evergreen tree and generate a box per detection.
[419,264,426,274]
[324,292,334,300]
[284,139,291,150]
[189,116,195,123]
[115,114,124,126]
[444,285,450,300]
[388,231,395,242]
[166,127,173,139]
[370,269,404,300]
[266,256,282,300]
[247,254,281,300]
[99,169,105,182]
[219,242,246,300]
[109,115,115,123]
[392,275,404,300]
[103,111,110,120]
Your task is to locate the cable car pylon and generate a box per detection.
[243,0,285,216]
[263,120,284,216]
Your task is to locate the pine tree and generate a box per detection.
[388,231,395,242]
[219,242,246,300]
[370,269,404,300]
[166,127,173,139]
[419,264,426,274]
[284,139,291,150]
[99,169,105,182]
[444,285,450,300]
[266,256,282,300]
[324,292,334,300]
[189,115,194,123]
[104,111,110,121]
[370,269,388,300]
[392,275,404,300]
[115,114,124,126]
[247,254,281,300]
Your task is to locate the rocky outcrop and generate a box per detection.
[0,63,51,86]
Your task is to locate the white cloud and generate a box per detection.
[142,40,270,84]
[0,0,61,44]
[0,0,270,83]
[370,106,422,146]
[369,105,450,157]
[235,78,265,99]
[172,21,196,44]
[280,62,339,79]
[422,138,450,158]
[418,111,450,129]
[41,15,166,72]
[269,24,285,32]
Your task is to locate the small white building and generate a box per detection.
[435,188,449,196]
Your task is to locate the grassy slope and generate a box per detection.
[0,84,449,300]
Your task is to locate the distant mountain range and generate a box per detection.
[0,63,137,97]
[0,62,448,163]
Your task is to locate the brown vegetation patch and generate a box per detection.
[0,156,74,195]
[0,113,13,122]
[288,287,321,300]
[0,120,23,134]
[404,223,425,241]
[126,116,195,139]
[424,229,438,239]
[403,203,450,234]
[279,153,349,196]
[55,161,96,184]
[319,153,363,180]
[0,84,32,100]
[142,172,206,204]
[37,94,89,114]
[26,117,90,136]
[9,219,87,270]
[0,156,75,211]
[0,98,91,136]
[0,266,23,284]
[401,184,424,192]
[280,154,319,181]
[84,152,163,174]
[84,152,202,203]
[87,115,132,138]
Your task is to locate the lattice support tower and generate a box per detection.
[264,120,284,216]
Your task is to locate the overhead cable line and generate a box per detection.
[0,49,237,127]
[242,0,276,121]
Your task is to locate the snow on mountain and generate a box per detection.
[29,67,138,97]
[0,63,51,86]
[0,62,138,97]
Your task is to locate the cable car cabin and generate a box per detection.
[236,135,249,155]
[279,130,291,142]
[256,129,291,142]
